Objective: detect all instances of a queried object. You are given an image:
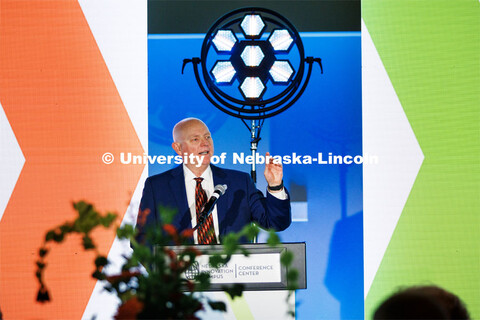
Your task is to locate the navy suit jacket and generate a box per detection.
[137,165,291,243]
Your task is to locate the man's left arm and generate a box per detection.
[248,152,291,231]
[264,151,286,197]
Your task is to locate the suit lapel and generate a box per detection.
[211,165,230,236]
[169,165,191,229]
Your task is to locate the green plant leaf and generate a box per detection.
[39,248,48,258]
[223,283,245,299]
[45,230,55,242]
[74,201,94,218]
[194,272,211,291]
[287,268,299,282]
[100,212,117,227]
[92,270,106,280]
[244,224,260,242]
[132,245,151,262]
[82,235,95,249]
[123,255,139,270]
[159,206,177,224]
[36,288,50,302]
[267,230,280,247]
[222,234,239,255]
[209,254,229,268]
[208,301,227,312]
[95,256,109,268]
[59,224,73,233]
[240,248,250,257]
[117,224,135,239]
[52,231,64,243]
[280,251,294,267]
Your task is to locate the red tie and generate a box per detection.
[194,177,217,244]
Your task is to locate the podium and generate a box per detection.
[158,242,306,291]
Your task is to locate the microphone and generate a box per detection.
[194,184,227,230]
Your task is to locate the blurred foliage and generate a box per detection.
[35,201,298,319]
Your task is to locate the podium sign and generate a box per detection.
[191,252,282,284]
[158,242,306,291]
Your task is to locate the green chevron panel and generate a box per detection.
[363,1,480,319]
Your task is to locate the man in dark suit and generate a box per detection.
[136,118,291,244]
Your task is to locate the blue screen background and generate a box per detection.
[148,32,363,319]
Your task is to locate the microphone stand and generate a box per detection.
[250,119,258,184]
[245,118,264,244]
[242,117,264,184]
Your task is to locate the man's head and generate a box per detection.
[373,285,470,320]
[171,118,214,174]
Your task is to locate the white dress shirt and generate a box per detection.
[183,165,220,244]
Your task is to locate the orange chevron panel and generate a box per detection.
[0,1,144,318]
